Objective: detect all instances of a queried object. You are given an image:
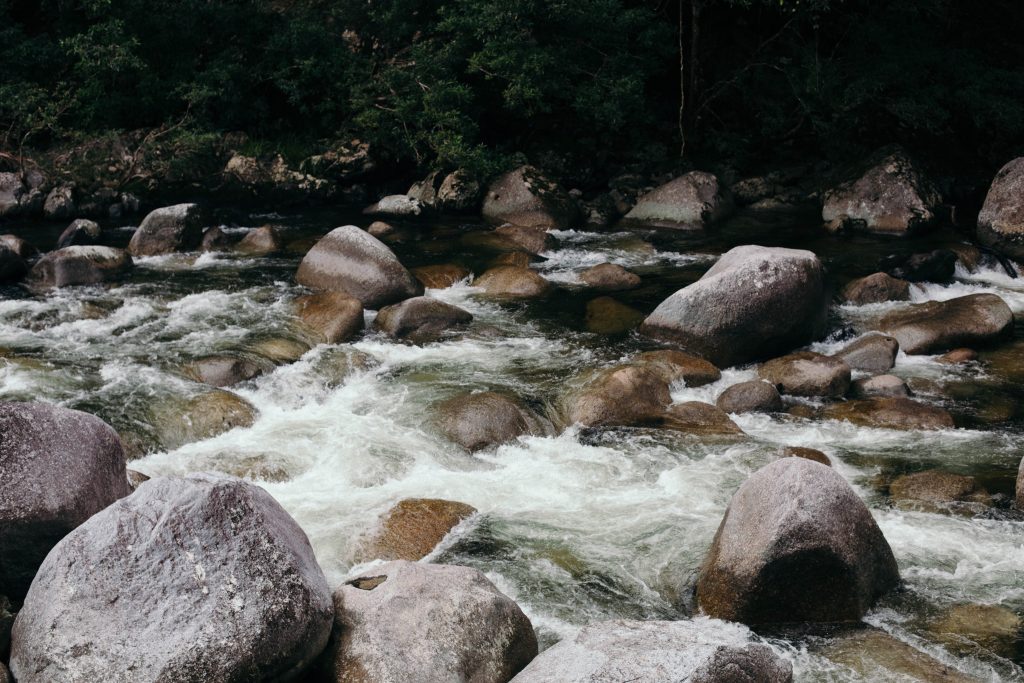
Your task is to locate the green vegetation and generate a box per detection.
[2,0,1022,178]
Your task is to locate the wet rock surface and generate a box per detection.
[877,293,1013,354]
[758,351,851,398]
[716,380,784,414]
[360,498,477,561]
[623,171,733,229]
[437,391,552,451]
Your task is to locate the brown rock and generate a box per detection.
[361,498,477,561]
[634,349,721,387]
[559,364,670,428]
[296,291,364,344]
[877,293,1013,354]
[249,337,311,364]
[584,297,644,334]
[842,272,912,305]
[717,380,784,414]
[938,348,978,364]
[184,355,266,387]
[373,296,473,343]
[661,402,742,435]
[491,252,532,268]
[889,470,989,505]
[436,391,551,452]
[758,351,851,398]
[200,226,237,251]
[834,334,900,374]
[474,266,551,298]
[579,263,641,291]
[494,224,553,255]
[411,264,471,289]
[928,604,1023,659]
[367,221,394,238]
[781,446,831,466]
[235,225,283,255]
[822,629,981,682]
[822,397,954,430]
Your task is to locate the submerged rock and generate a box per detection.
[373,296,473,342]
[295,225,422,308]
[641,245,828,367]
[319,561,536,683]
[842,272,912,305]
[937,348,978,364]
[579,262,640,291]
[781,446,831,466]
[411,264,471,289]
[584,296,644,334]
[436,391,551,452]
[877,293,1013,354]
[851,374,909,398]
[634,349,721,388]
[977,157,1024,260]
[28,246,132,288]
[821,628,980,682]
[716,380,784,414]
[56,218,101,249]
[834,334,900,374]
[512,618,792,683]
[151,390,257,451]
[927,603,1023,659]
[10,473,333,682]
[822,397,954,430]
[822,148,941,235]
[559,363,671,428]
[481,165,577,229]
[0,402,131,600]
[623,171,733,229]
[696,458,900,625]
[295,291,364,344]
[662,401,743,435]
[128,203,205,256]
[474,265,551,298]
[889,470,989,506]
[183,355,266,387]
[360,498,477,561]
[493,223,553,255]
[758,351,851,398]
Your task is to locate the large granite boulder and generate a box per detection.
[295,225,422,308]
[822,148,941,235]
[481,165,578,229]
[977,157,1024,259]
[436,391,552,451]
[511,619,792,683]
[622,171,733,229]
[10,473,333,682]
[27,246,133,288]
[877,293,1013,354]
[696,458,900,625]
[640,246,828,367]
[319,561,536,683]
[373,296,473,342]
[359,498,477,561]
[0,402,131,601]
[758,352,851,398]
[128,203,205,256]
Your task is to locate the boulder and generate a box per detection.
[373,296,473,342]
[559,364,671,428]
[200,226,237,251]
[584,297,644,334]
[634,349,721,387]
[716,380,784,414]
[877,293,1013,354]
[474,266,551,298]
[822,397,954,430]
[851,374,909,398]
[491,251,532,268]
[889,470,989,505]
[579,263,641,291]
[249,337,311,364]
[511,619,792,683]
[821,629,980,683]
[151,390,257,451]
[295,291,364,344]
[360,498,477,561]
[842,272,911,305]
[781,446,831,466]
[493,224,553,255]
[696,458,900,624]
[640,246,828,367]
[295,225,422,308]
[363,194,425,218]
[27,246,133,288]
[881,249,956,283]
[977,157,1024,260]
[928,604,1022,659]
[10,473,333,682]
[834,334,900,374]
[411,264,471,289]
[662,402,743,435]
[758,352,851,398]
[0,172,36,218]
[622,171,733,229]
[937,348,978,364]
[184,355,266,387]
[235,225,283,255]
[128,203,205,256]
[0,246,27,284]
[43,186,76,220]
[0,234,39,260]
[320,561,536,683]
[822,148,941,235]
[56,218,101,249]
[436,391,551,451]
[437,170,482,212]
[366,220,394,238]
[482,165,577,229]
[0,402,130,600]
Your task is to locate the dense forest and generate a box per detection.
[3,0,1023,182]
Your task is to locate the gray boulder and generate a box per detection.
[716,380,784,414]
[409,170,482,212]
[623,171,733,229]
[758,351,851,398]
[877,293,1013,354]
[373,296,473,343]
[363,194,425,218]
[481,165,578,229]
[511,619,792,683]
[436,391,552,452]
[977,157,1024,260]
[28,246,132,288]
[295,225,422,308]
[696,457,900,625]
[834,334,900,374]
[128,203,205,256]
[640,246,828,367]
[43,186,76,220]
[10,473,333,683]
[56,218,101,249]
[822,148,941,235]
[852,374,909,398]
[0,402,130,600]
[320,561,536,683]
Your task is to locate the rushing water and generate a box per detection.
[1,206,1022,681]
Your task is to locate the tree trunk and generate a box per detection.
[678,0,686,157]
